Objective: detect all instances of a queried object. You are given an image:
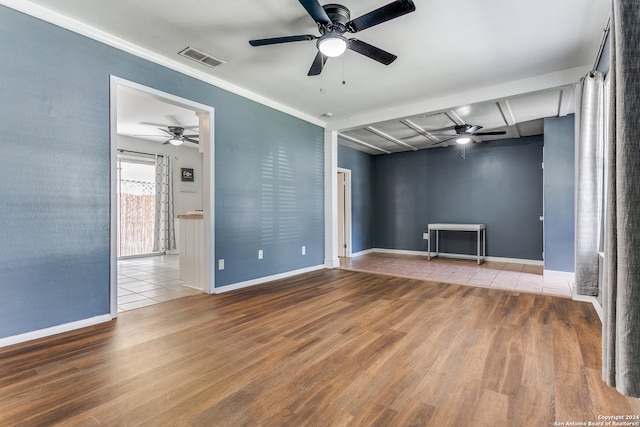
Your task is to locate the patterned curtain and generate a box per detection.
[153,155,176,253]
[602,0,640,398]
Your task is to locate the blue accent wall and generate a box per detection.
[337,144,374,253]
[0,6,324,339]
[543,115,575,272]
[372,137,544,260]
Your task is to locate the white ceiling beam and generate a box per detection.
[327,66,591,132]
[558,87,575,117]
[366,127,418,151]
[446,111,465,125]
[497,99,520,137]
[338,133,391,154]
[400,119,441,144]
[497,100,517,126]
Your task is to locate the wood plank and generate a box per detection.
[0,269,638,425]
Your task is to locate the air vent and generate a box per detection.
[179,47,226,69]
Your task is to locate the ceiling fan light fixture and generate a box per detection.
[317,34,347,57]
[169,136,183,146]
[456,136,472,145]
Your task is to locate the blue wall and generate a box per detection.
[370,136,544,260]
[337,144,374,253]
[543,115,575,272]
[0,6,324,339]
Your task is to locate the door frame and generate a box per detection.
[109,76,216,318]
[337,167,352,258]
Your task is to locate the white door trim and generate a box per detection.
[337,168,352,258]
[109,76,215,318]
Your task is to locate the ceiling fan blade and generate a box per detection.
[347,39,396,65]
[184,134,199,138]
[308,51,328,76]
[162,140,170,145]
[249,34,315,46]
[473,131,507,136]
[347,0,416,33]
[158,127,173,135]
[298,0,332,25]
[463,125,482,134]
[184,137,199,144]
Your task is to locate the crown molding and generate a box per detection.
[0,0,327,128]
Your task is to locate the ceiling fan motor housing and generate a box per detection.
[167,126,185,136]
[320,4,350,34]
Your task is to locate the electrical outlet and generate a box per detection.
[423,233,429,240]
[218,259,224,270]
[258,249,263,260]
[302,246,306,255]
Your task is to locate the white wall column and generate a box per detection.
[324,129,339,268]
[197,111,214,294]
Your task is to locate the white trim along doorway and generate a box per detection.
[109,76,216,318]
[337,168,352,258]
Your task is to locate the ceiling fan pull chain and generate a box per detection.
[342,55,346,85]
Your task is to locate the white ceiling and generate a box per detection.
[116,88,200,148]
[7,0,609,153]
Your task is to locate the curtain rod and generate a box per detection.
[591,17,611,74]
[117,149,163,157]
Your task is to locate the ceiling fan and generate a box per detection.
[160,126,199,146]
[429,124,507,145]
[135,126,199,146]
[249,0,416,76]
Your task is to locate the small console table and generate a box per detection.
[427,223,486,265]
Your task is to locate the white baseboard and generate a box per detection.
[0,314,113,348]
[543,269,575,279]
[350,249,375,258]
[214,264,325,294]
[368,248,543,266]
[572,284,603,322]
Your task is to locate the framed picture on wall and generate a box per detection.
[181,168,194,182]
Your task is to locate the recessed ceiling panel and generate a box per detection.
[406,113,457,133]
[453,102,507,130]
[341,129,398,152]
[508,90,563,123]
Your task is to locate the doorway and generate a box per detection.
[337,168,352,258]
[109,77,215,317]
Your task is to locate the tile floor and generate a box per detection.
[118,252,572,313]
[117,255,203,312]
[340,252,573,298]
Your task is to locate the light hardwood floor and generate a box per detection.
[1,269,638,426]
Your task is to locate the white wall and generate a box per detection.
[117,135,204,215]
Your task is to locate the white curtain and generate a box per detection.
[153,155,176,253]
[602,0,640,398]
[574,71,604,296]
